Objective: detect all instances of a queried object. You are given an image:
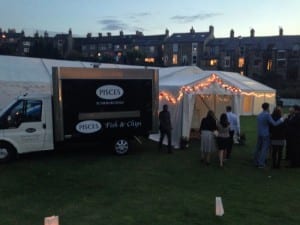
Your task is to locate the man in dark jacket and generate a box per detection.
[159,104,172,153]
[286,105,300,167]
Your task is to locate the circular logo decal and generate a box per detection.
[76,120,102,134]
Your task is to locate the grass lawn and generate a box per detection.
[0,116,300,225]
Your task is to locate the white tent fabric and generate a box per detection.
[151,66,276,149]
[0,55,151,109]
[0,55,96,108]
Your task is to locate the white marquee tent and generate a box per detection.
[0,55,276,149]
[151,66,276,148]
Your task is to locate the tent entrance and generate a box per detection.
[190,94,233,131]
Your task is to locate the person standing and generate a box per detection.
[199,110,217,165]
[285,106,295,161]
[225,105,239,159]
[269,107,286,169]
[254,102,284,168]
[158,104,173,153]
[286,105,300,167]
[216,113,230,167]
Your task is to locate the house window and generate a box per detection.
[24,47,30,53]
[192,55,197,65]
[172,54,178,64]
[114,45,120,51]
[134,45,139,51]
[292,44,300,56]
[173,43,178,53]
[23,41,30,47]
[238,57,244,68]
[277,50,286,59]
[277,59,286,68]
[90,44,96,50]
[182,55,188,65]
[149,46,155,53]
[145,58,155,63]
[224,56,230,68]
[267,60,272,71]
[164,56,169,64]
[239,46,245,56]
[210,59,218,66]
[58,40,63,46]
[99,44,107,51]
[210,47,215,56]
[192,43,198,52]
[254,59,261,67]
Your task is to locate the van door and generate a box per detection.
[2,99,46,153]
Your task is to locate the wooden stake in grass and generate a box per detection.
[215,197,224,216]
[44,215,59,225]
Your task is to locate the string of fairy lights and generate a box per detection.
[159,73,276,104]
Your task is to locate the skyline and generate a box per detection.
[1,0,300,38]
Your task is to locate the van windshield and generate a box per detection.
[0,99,18,118]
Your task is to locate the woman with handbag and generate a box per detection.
[216,113,230,167]
[199,110,217,165]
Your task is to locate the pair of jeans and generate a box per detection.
[254,135,270,167]
[159,129,172,152]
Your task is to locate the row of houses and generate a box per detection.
[1,26,300,80]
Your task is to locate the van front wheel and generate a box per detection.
[0,142,16,163]
[113,138,129,155]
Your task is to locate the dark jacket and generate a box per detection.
[286,112,300,139]
[200,117,217,132]
[269,114,286,140]
[159,110,172,131]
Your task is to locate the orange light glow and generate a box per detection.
[158,73,275,104]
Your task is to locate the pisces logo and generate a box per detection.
[96,85,124,100]
[76,120,102,134]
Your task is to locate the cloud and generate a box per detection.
[171,12,222,23]
[97,16,148,33]
[130,12,151,17]
[97,19,128,31]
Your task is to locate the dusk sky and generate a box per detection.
[1,0,300,38]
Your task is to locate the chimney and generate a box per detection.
[165,28,169,37]
[230,29,234,38]
[190,26,195,34]
[68,28,72,36]
[279,27,283,36]
[250,28,255,38]
[86,32,92,38]
[209,25,214,35]
[136,30,143,36]
[98,33,102,38]
[107,32,111,37]
[120,30,124,36]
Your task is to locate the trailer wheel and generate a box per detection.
[113,138,129,155]
[0,142,17,163]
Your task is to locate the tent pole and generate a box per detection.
[214,94,217,115]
